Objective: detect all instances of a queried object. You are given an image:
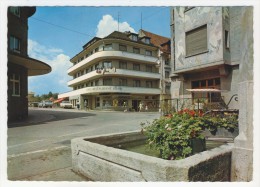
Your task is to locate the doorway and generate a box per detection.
[132,100,140,111]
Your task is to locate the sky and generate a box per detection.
[28,6,171,96]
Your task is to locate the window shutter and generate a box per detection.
[186,25,207,56]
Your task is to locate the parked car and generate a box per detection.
[30,102,39,107]
[38,100,53,108]
[60,100,73,109]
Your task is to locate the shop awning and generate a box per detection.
[53,97,66,104]
[186,88,227,93]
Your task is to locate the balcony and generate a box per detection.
[68,50,158,75]
[58,86,161,98]
[68,68,160,87]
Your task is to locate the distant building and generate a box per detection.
[170,7,243,109]
[8,7,51,121]
[59,30,170,111]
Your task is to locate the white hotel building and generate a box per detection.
[58,30,171,111]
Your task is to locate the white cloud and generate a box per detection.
[28,39,72,95]
[96,14,136,37]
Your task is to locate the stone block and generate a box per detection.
[71,131,233,181]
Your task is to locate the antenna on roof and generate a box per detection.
[141,12,142,30]
[117,12,120,32]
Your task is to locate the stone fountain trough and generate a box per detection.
[71,131,233,181]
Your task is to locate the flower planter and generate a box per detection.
[71,131,233,181]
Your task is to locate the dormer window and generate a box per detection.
[132,35,138,41]
[145,38,150,44]
[141,36,151,44]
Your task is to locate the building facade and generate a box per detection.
[59,30,170,111]
[170,7,242,109]
[8,7,51,121]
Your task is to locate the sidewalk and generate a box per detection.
[8,146,90,181]
[7,109,91,181]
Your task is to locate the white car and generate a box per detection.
[38,100,53,108]
[60,100,73,109]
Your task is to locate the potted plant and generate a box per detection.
[141,109,238,160]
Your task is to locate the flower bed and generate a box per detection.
[71,131,233,181]
[141,109,238,160]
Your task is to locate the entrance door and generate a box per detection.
[132,100,140,111]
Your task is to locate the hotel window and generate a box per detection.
[133,80,141,87]
[145,38,150,44]
[133,47,140,54]
[132,35,138,41]
[119,61,127,69]
[146,81,152,88]
[95,47,99,52]
[225,30,230,49]
[95,80,99,86]
[165,59,170,65]
[103,61,112,69]
[9,36,21,53]
[119,78,127,86]
[104,44,112,51]
[9,74,20,96]
[119,44,127,51]
[146,65,152,72]
[145,50,152,56]
[186,25,208,57]
[165,84,171,93]
[10,7,20,17]
[165,71,170,78]
[133,63,140,71]
[103,78,112,86]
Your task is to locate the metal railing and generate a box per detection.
[159,97,229,115]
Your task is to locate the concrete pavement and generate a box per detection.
[8,108,91,181]
[7,108,160,181]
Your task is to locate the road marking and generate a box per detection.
[8,139,47,148]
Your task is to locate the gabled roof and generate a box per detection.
[140,29,171,53]
[82,37,101,49]
[104,31,156,47]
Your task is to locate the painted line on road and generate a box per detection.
[8,145,69,157]
[57,130,91,138]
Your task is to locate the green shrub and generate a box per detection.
[141,109,238,160]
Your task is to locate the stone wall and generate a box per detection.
[72,131,234,181]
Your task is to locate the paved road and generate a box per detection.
[8,108,160,155]
[7,108,160,180]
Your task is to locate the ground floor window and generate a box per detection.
[9,73,20,96]
[96,97,100,107]
[103,98,112,108]
[191,77,221,101]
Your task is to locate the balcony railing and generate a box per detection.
[68,68,160,87]
[68,50,158,75]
